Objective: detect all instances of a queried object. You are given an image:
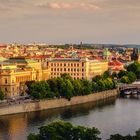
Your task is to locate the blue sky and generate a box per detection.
[0,0,140,44]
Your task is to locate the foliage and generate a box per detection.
[28,81,51,99]
[26,73,116,100]
[126,62,140,79]
[120,72,136,84]
[28,121,140,140]
[111,72,118,79]
[80,79,92,95]
[102,71,110,79]
[0,90,5,100]
[118,70,127,79]
[92,75,102,82]
[28,121,101,140]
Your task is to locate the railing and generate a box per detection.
[118,84,140,91]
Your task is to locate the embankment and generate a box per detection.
[0,89,118,116]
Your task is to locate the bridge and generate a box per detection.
[118,83,140,95]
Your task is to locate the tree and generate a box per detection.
[72,80,82,96]
[96,79,106,91]
[111,72,118,79]
[118,70,127,79]
[92,75,102,82]
[102,71,110,79]
[28,134,39,140]
[107,134,135,140]
[29,81,51,99]
[127,62,140,79]
[135,128,140,138]
[81,79,92,95]
[61,73,73,81]
[61,79,74,100]
[120,76,129,84]
[127,72,136,83]
[28,121,101,140]
[0,90,5,100]
[47,78,59,94]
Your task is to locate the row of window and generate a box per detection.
[51,73,85,76]
[51,68,85,72]
[50,62,85,67]
[50,76,84,80]
[16,76,32,83]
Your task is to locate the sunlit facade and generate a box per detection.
[44,58,108,81]
[0,58,50,98]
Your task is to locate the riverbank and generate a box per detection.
[0,89,118,116]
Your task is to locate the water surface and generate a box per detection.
[0,96,140,140]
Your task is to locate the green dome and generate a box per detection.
[103,49,111,56]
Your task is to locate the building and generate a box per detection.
[44,58,108,81]
[131,48,139,61]
[0,58,50,98]
[108,60,124,73]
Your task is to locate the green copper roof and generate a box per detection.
[103,49,111,56]
[0,57,7,62]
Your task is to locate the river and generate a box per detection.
[0,96,140,140]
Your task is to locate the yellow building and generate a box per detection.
[44,58,108,81]
[0,58,50,98]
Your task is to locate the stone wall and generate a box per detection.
[0,89,118,116]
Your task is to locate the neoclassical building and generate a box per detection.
[0,57,50,98]
[44,58,108,81]
[0,57,108,98]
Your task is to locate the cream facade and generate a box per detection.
[44,58,108,81]
[0,58,50,98]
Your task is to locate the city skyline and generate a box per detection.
[0,0,140,44]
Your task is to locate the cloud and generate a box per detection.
[38,2,101,11]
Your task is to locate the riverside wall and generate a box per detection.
[0,89,118,116]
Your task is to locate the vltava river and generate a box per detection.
[0,96,140,140]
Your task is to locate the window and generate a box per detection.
[64,63,66,66]
[82,62,84,67]
[5,78,7,84]
[5,88,7,92]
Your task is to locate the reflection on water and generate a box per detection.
[0,96,140,140]
[0,98,116,140]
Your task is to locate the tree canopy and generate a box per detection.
[28,121,101,140]
[28,121,140,140]
[0,90,5,100]
[26,73,116,101]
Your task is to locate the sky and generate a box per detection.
[0,0,140,44]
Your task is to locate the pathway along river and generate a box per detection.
[0,96,140,140]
